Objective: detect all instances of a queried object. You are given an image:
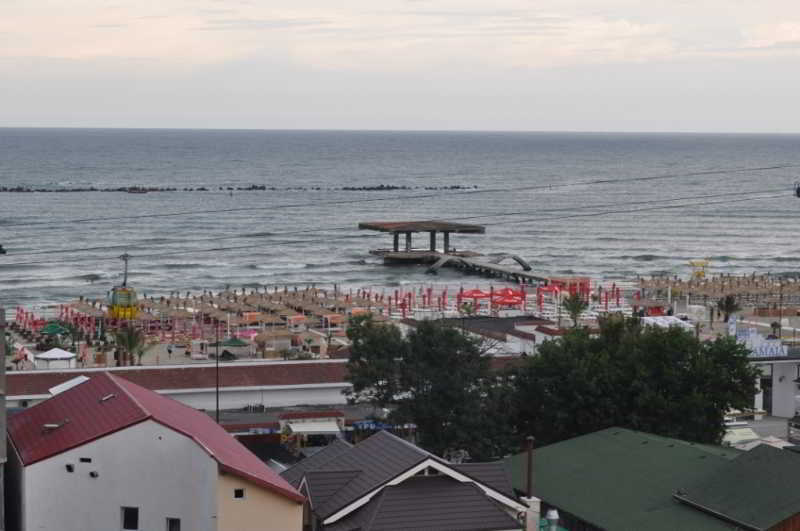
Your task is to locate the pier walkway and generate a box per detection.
[360,220,549,285]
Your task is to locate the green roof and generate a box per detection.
[676,444,800,530]
[505,428,741,531]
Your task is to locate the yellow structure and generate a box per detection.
[689,259,710,280]
[217,473,303,531]
[108,286,139,319]
[108,252,139,319]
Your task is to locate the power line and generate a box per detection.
[2,162,796,229]
[0,190,788,269]
[5,186,790,258]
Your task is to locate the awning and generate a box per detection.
[35,348,77,360]
[288,420,341,435]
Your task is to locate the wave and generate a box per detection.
[616,254,674,262]
[305,260,367,269]
[158,263,207,270]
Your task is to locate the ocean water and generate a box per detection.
[1,128,799,309]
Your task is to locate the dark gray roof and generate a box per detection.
[305,470,362,510]
[451,461,515,500]
[281,438,353,487]
[676,444,800,530]
[313,431,431,518]
[358,221,485,234]
[325,476,521,531]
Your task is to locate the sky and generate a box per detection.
[2,0,800,132]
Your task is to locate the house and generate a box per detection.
[6,372,304,531]
[507,427,800,531]
[281,430,527,531]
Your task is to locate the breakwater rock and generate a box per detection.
[0,184,479,193]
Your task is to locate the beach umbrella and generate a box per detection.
[40,323,69,336]
[494,296,523,306]
[462,289,490,299]
[210,336,250,348]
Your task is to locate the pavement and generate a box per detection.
[749,416,789,440]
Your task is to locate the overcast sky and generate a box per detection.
[3,0,800,132]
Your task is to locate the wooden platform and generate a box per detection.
[368,249,480,263]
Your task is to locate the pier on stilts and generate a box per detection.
[359,220,549,285]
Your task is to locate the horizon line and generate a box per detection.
[2,126,800,136]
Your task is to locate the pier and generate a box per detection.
[359,220,548,285]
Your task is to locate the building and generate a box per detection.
[507,427,800,531]
[6,372,304,531]
[281,430,527,531]
[6,356,520,411]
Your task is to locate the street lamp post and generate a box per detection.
[215,319,220,423]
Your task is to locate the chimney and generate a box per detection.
[525,435,535,498]
[520,496,541,531]
[545,508,560,530]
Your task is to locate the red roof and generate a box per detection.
[8,358,523,397]
[8,373,304,503]
[8,361,350,397]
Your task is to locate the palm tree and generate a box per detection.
[58,321,83,351]
[113,326,146,366]
[717,295,741,323]
[562,293,588,328]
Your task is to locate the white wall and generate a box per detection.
[8,383,352,410]
[772,363,799,418]
[34,358,76,370]
[24,420,218,531]
[167,384,350,411]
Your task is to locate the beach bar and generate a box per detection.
[359,220,485,263]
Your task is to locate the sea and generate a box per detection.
[1,128,799,310]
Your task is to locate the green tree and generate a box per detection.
[57,321,84,351]
[344,314,406,409]
[562,293,589,328]
[395,320,491,457]
[717,295,741,323]
[112,326,146,366]
[512,316,758,445]
[345,318,515,460]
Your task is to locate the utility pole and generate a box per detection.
[119,253,130,287]
[215,319,220,423]
[1,307,7,530]
[779,282,784,340]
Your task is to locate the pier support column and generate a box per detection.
[393,233,399,252]
[429,231,437,252]
[405,232,412,252]
[444,232,451,254]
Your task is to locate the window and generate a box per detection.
[79,457,92,463]
[234,488,246,499]
[166,518,181,531]
[65,464,74,473]
[121,507,139,530]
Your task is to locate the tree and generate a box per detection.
[562,293,588,328]
[395,320,492,457]
[344,314,406,409]
[345,317,515,460]
[717,295,741,323]
[512,316,758,445]
[58,321,83,351]
[113,326,146,366]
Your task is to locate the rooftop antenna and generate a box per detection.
[119,253,130,287]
